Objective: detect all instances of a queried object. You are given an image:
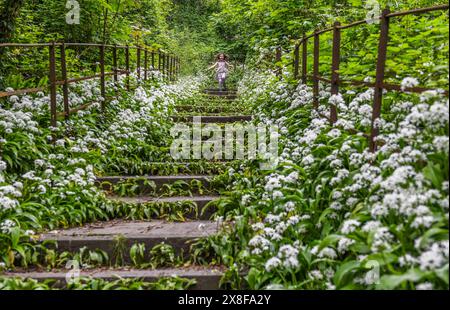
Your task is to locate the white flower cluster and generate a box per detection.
[234,67,449,289]
[265,244,300,272]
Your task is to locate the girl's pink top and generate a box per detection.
[217,61,228,73]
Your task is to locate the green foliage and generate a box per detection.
[0,275,196,290]
[149,242,180,268]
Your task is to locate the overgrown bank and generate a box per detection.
[207,69,448,289]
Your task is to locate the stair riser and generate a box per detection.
[203,91,237,95]
[3,273,222,290]
[114,200,217,220]
[203,90,237,94]
[175,107,245,113]
[171,116,252,123]
[104,162,233,176]
[96,176,213,194]
[202,96,237,100]
[42,237,201,263]
[203,88,237,92]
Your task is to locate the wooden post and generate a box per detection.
[302,36,307,84]
[370,9,390,152]
[48,42,57,131]
[60,43,69,120]
[330,21,341,124]
[99,44,106,109]
[113,45,118,84]
[125,45,130,90]
[275,47,282,77]
[293,43,300,80]
[313,32,320,109]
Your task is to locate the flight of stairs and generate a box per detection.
[3,89,250,290]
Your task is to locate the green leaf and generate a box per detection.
[435,264,449,285]
[378,268,426,290]
[318,234,341,250]
[334,260,361,288]
[419,228,448,249]
[422,162,444,189]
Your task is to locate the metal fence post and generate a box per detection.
[137,47,141,80]
[144,49,148,81]
[99,44,106,109]
[168,55,171,80]
[125,45,130,90]
[313,31,320,109]
[330,21,341,124]
[175,57,178,78]
[166,54,169,80]
[302,36,307,84]
[113,45,118,84]
[275,47,282,77]
[171,56,174,80]
[60,43,70,119]
[370,9,390,152]
[162,53,165,80]
[167,54,170,80]
[48,42,57,131]
[293,43,300,80]
[151,51,155,80]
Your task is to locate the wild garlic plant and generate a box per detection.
[0,73,205,268]
[217,68,448,290]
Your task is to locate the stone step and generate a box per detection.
[2,266,224,290]
[96,175,214,193]
[175,105,244,114]
[39,220,220,261]
[127,161,233,175]
[109,195,220,220]
[171,115,252,123]
[146,160,233,165]
[103,160,234,176]
[202,94,237,100]
[192,98,237,104]
[175,113,247,118]
[203,89,237,95]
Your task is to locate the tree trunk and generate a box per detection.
[0,0,25,43]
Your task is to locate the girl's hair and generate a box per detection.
[216,53,228,61]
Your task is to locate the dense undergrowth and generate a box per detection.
[0,0,449,291]
[207,68,449,290]
[0,72,209,271]
[0,275,196,290]
[1,64,448,291]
